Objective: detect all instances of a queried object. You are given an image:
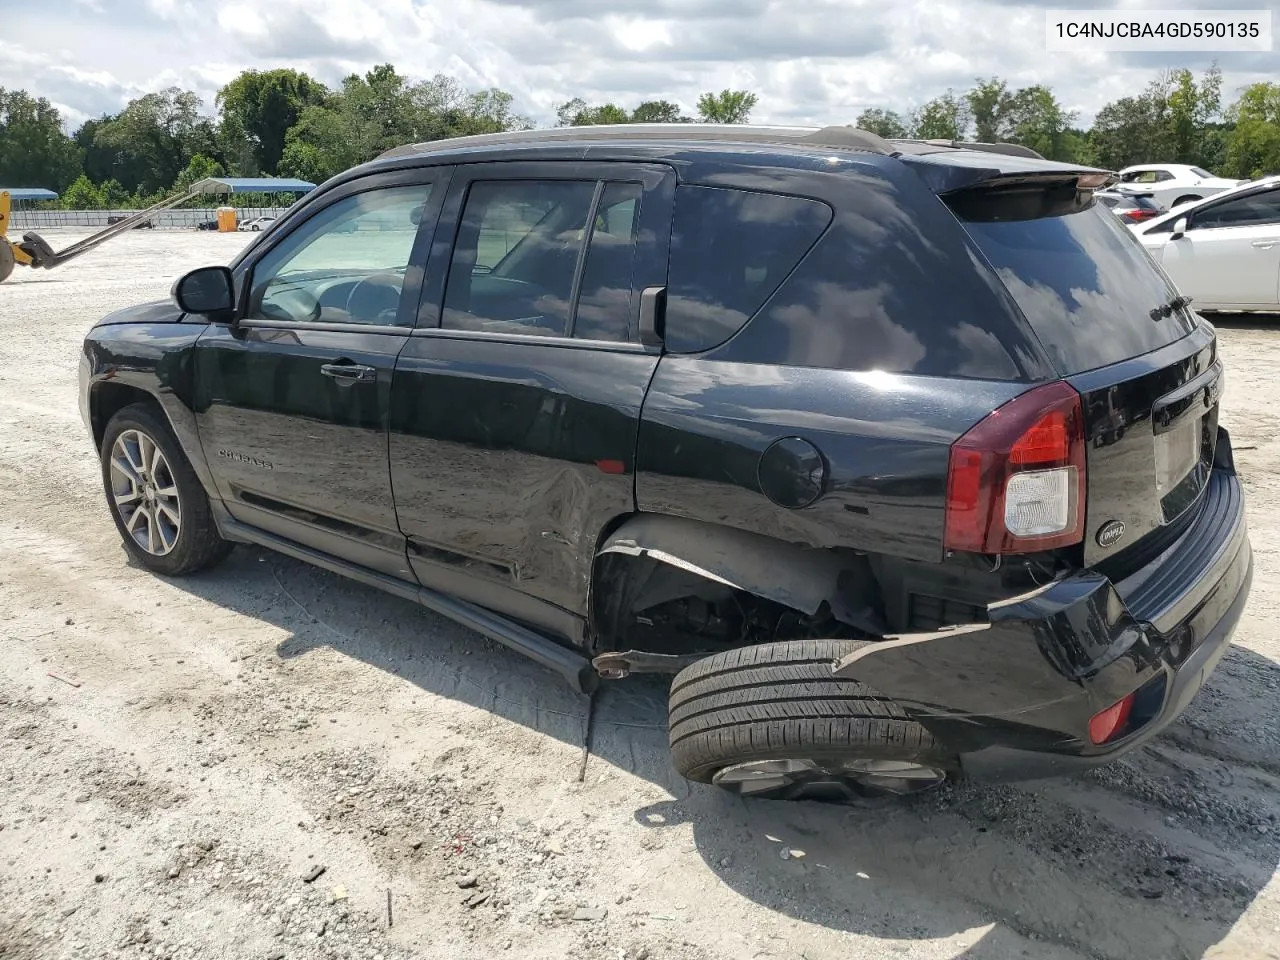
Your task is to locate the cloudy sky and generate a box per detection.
[1,0,1276,131]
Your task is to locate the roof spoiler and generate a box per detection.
[889,138,1047,160]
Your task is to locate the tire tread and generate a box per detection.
[668,639,949,785]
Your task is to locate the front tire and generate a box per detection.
[669,639,953,802]
[100,403,232,576]
[1172,194,1201,207]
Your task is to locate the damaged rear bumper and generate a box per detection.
[834,432,1252,783]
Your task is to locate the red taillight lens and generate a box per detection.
[1010,410,1069,465]
[1121,209,1158,223]
[944,381,1087,555]
[1089,692,1136,744]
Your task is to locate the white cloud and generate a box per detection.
[4,0,1278,138]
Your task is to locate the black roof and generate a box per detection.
[377,123,1049,163]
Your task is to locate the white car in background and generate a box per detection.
[237,216,277,232]
[1117,163,1247,211]
[1131,176,1280,313]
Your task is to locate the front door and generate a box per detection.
[194,169,446,578]
[389,161,674,633]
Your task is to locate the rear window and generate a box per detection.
[950,190,1197,374]
[665,185,832,353]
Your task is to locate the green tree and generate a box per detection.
[217,68,329,174]
[631,100,690,123]
[1225,82,1280,178]
[1167,64,1222,165]
[911,91,970,140]
[75,117,114,184]
[1090,93,1168,170]
[696,89,758,124]
[855,108,909,138]
[60,174,106,209]
[0,88,83,190]
[556,98,629,126]
[966,77,1011,143]
[92,88,216,195]
[101,179,132,208]
[278,102,376,184]
[173,153,226,193]
[280,68,530,182]
[1089,66,1224,171]
[1004,85,1076,160]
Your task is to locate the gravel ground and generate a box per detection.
[1,229,1278,960]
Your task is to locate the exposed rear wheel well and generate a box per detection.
[586,515,890,658]
[90,383,163,451]
[1172,194,1202,207]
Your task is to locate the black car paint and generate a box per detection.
[636,360,1026,564]
[79,132,1251,780]
[193,323,414,580]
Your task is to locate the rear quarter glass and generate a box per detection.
[952,196,1196,375]
[664,185,833,354]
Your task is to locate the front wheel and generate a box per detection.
[669,639,953,802]
[1172,194,1201,207]
[100,403,232,576]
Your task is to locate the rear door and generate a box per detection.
[1157,185,1280,308]
[389,161,673,627]
[949,183,1220,571]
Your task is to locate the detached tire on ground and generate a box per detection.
[669,639,953,801]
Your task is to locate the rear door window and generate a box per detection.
[574,183,643,342]
[665,185,832,353]
[951,189,1197,374]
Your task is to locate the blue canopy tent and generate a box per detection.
[191,177,316,197]
[1,188,60,201]
[0,187,60,210]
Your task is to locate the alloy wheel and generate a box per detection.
[109,429,182,556]
[711,757,946,802]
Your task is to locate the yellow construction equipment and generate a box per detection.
[0,178,303,282]
[1,184,222,283]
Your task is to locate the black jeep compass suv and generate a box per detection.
[76,124,1252,802]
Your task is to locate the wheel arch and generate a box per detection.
[90,381,166,451]
[587,513,885,650]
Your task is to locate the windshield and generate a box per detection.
[953,197,1197,375]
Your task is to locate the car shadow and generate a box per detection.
[159,545,1280,960]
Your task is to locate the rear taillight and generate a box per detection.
[1121,209,1159,223]
[944,381,1087,554]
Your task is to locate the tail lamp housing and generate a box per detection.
[944,381,1087,555]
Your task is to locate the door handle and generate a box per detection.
[1251,240,1278,249]
[320,362,377,382]
[638,286,666,348]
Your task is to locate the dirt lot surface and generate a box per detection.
[1,230,1278,960]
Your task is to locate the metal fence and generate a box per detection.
[6,208,289,231]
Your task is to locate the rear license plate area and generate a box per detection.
[1156,404,1218,521]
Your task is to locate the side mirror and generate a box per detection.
[172,266,235,319]
[1170,217,1189,240]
